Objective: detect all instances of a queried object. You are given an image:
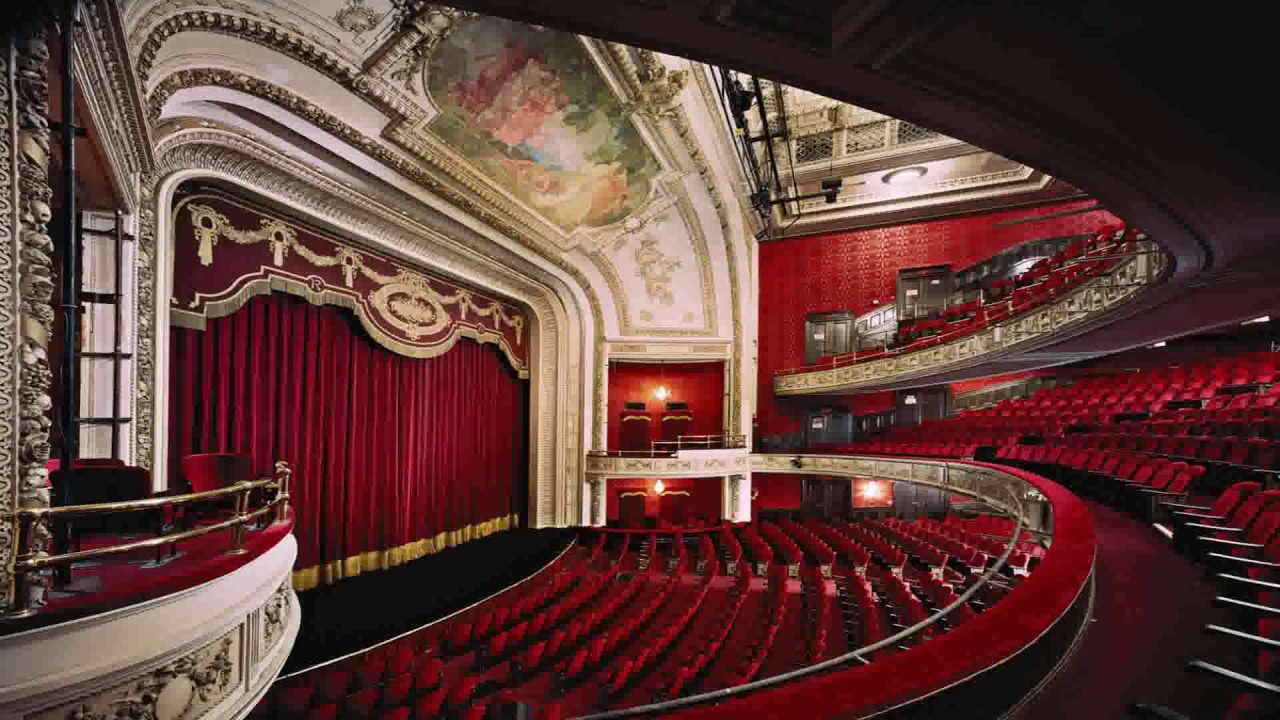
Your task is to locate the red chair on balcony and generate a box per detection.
[179,453,254,526]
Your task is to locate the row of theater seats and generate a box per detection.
[780,224,1142,374]
[834,352,1280,491]
[252,516,1030,719]
[806,351,1280,715]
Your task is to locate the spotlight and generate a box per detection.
[883,166,927,185]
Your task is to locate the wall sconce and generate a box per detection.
[653,479,665,494]
[654,385,670,401]
[903,395,918,405]
[862,480,884,500]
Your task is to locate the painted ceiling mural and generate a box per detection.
[424,16,661,232]
[130,0,729,338]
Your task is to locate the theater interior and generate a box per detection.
[2,2,1279,719]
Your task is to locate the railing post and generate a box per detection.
[1,513,38,620]
[273,460,292,524]
[227,482,252,555]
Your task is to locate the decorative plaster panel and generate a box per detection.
[774,245,1165,394]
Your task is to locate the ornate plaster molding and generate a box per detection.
[776,245,1168,394]
[34,631,239,720]
[147,129,583,525]
[7,535,300,720]
[147,66,610,455]
[584,450,751,479]
[76,0,155,200]
[750,453,1049,533]
[129,6,754,446]
[1,29,56,611]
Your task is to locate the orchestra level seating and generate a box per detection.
[250,516,1033,720]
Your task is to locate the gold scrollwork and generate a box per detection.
[184,202,525,348]
[369,282,450,339]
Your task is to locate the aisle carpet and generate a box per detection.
[1019,500,1239,719]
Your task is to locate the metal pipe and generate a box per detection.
[54,0,80,586]
[111,210,124,457]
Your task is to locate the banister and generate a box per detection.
[571,458,1032,720]
[14,477,275,518]
[1,461,294,620]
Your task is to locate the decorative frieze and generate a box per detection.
[775,246,1166,394]
[1,28,56,614]
[31,630,240,720]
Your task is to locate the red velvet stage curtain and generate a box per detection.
[167,294,527,590]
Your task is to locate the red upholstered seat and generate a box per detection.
[314,669,353,703]
[275,685,315,718]
[343,687,380,720]
[412,688,446,719]
[379,708,411,720]
[181,452,254,493]
[306,703,340,720]
[383,673,413,708]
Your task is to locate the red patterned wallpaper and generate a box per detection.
[607,361,726,450]
[757,200,1122,434]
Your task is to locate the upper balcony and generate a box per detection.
[775,228,1168,395]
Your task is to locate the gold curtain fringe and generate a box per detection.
[291,513,518,592]
[661,415,693,422]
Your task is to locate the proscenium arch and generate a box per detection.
[147,155,590,527]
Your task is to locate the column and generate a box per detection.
[585,478,608,527]
[2,26,56,616]
[722,473,751,523]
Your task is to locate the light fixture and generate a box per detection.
[654,385,670,401]
[903,395,918,405]
[1151,341,1167,348]
[1242,316,1271,325]
[653,479,665,494]
[862,480,884,500]
[883,166,927,185]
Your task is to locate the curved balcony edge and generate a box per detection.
[629,455,1097,720]
[775,245,1167,395]
[0,532,300,720]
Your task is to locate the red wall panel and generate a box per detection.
[607,361,725,450]
[757,201,1122,434]
[605,477,722,522]
[752,473,803,519]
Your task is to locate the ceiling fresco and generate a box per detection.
[423,15,661,231]
[130,1,739,342]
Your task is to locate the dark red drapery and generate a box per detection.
[168,293,528,590]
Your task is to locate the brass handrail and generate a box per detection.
[2,460,293,621]
[15,477,276,518]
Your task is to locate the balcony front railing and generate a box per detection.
[589,434,749,458]
[1,461,293,620]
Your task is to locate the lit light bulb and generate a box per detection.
[654,479,665,494]
[654,385,670,401]
[863,481,883,500]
